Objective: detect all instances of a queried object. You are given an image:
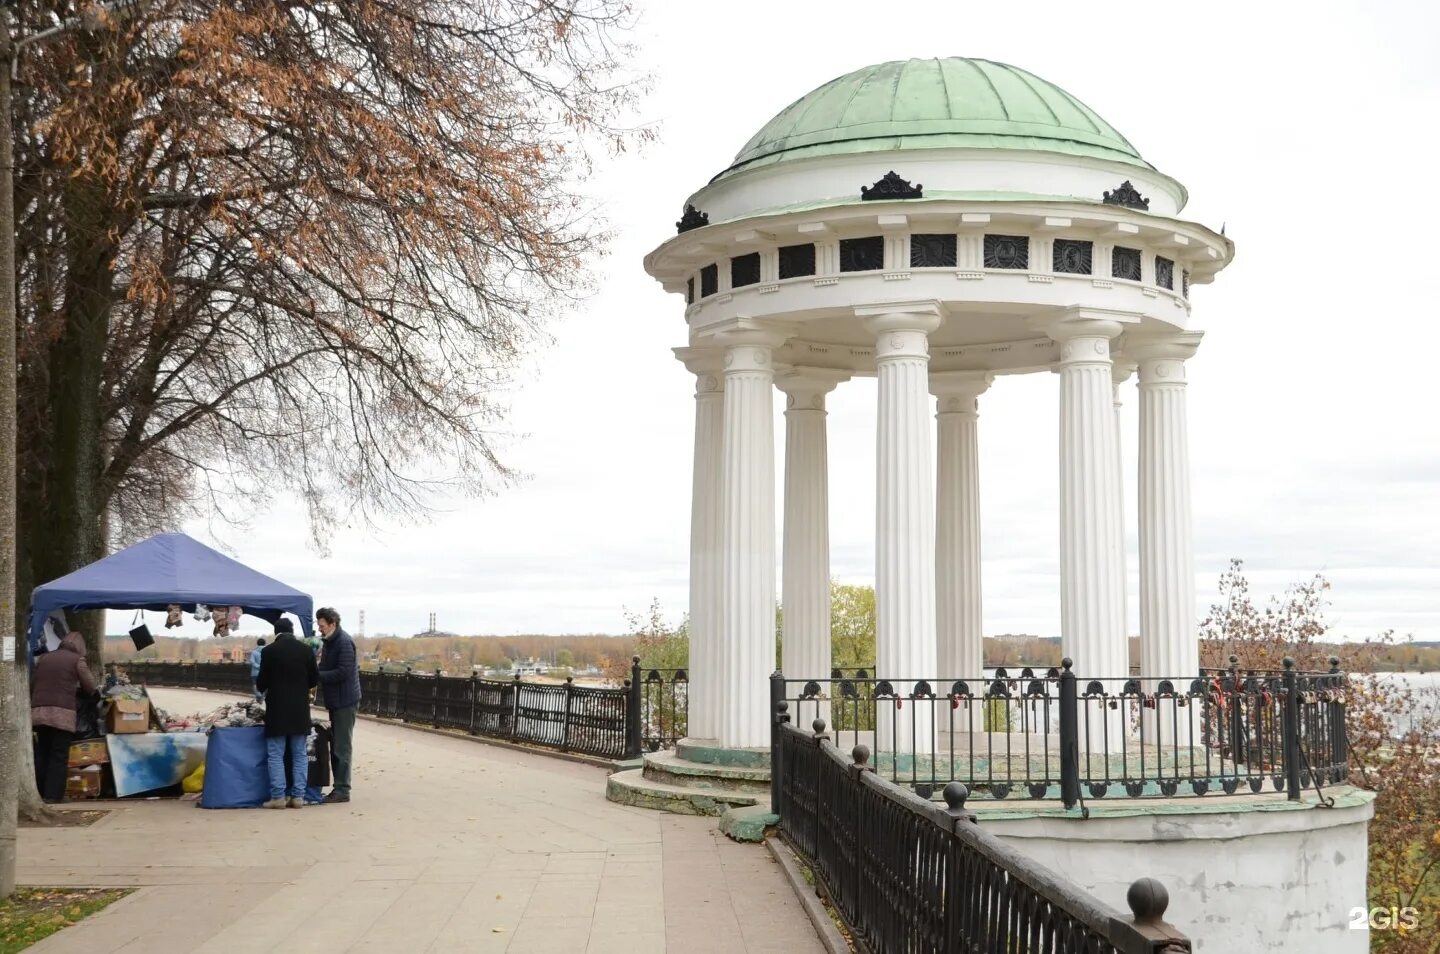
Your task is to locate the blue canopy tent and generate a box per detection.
[28,532,314,657]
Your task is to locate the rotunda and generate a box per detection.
[643,57,1234,751]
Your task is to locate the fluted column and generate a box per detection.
[676,348,725,741]
[778,370,849,699]
[716,333,785,748]
[1042,316,1127,685]
[862,304,942,755]
[1112,361,1136,669]
[931,371,993,680]
[1132,336,1202,691]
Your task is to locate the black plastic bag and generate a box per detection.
[74,692,101,740]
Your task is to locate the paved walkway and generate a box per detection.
[19,688,823,954]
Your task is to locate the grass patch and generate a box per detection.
[0,888,131,952]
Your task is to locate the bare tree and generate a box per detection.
[10,0,645,818]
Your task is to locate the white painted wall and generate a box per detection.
[979,793,1375,953]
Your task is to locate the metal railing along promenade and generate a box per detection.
[776,655,1348,808]
[774,714,1195,953]
[125,656,685,761]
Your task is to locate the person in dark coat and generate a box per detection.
[31,632,98,802]
[255,618,318,809]
[315,606,360,803]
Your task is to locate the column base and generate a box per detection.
[676,738,771,769]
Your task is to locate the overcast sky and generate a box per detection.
[159,0,1438,644]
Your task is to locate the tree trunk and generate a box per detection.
[35,173,114,674]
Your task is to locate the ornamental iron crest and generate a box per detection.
[861,171,923,201]
[1102,180,1149,210]
[676,204,709,233]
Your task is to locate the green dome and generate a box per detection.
[717,58,1149,181]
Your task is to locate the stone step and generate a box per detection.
[675,739,770,769]
[641,750,771,793]
[719,804,779,843]
[605,769,761,816]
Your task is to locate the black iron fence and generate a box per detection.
[123,656,686,761]
[777,655,1348,807]
[775,716,1194,953]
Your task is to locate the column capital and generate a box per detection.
[1127,331,1203,365]
[674,347,727,394]
[854,299,944,329]
[930,370,994,415]
[776,368,850,411]
[861,307,942,362]
[1130,332,1202,386]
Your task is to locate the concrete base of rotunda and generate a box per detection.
[605,739,777,840]
[975,788,1375,953]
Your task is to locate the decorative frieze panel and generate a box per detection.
[983,234,1029,270]
[839,236,885,273]
[730,252,760,289]
[779,243,816,279]
[1053,239,1094,275]
[1112,246,1142,281]
[1155,256,1174,290]
[910,233,958,268]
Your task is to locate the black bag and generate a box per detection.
[128,611,154,651]
[75,692,101,740]
[129,624,154,651]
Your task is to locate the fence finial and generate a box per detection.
[1061,657,1073,672]
[852,744,870,768]
[812,718,827,737]
[1126,877,1170,924]
[943,782,971,814]
[1282,656,1296,670]
[1328,655,1341,674]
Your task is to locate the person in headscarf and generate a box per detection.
[30,633,98,802]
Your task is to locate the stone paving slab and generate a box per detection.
[20,688,822,954]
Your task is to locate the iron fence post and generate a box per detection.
[402,667,411,724]
[432,668,441,727]
[772,700,790,818]
[1282,657,1301,800]
[1058,657,1080,809]
[511,673,521,741]
[770,670,786,809]
[562,676,574,751]
[1328,655,1346,782]
[469,671,478,736]
[627,655,643,756]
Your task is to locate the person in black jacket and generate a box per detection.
[316,607,360,803]
[256,618,318,809]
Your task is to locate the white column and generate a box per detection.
[1042,316,1127,684]
[676,349,724,741]
[861,304,942,756]
[1112,361,1136,670]
[1132,336,1202,689]
[931,371,993,680]
[777,370,849,693]
[716,333,785,749]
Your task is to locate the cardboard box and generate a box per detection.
[106,697,151,735]
[65,765,102,800]
[68,738,109,767]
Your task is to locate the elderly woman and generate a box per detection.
[31,632,98,802]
